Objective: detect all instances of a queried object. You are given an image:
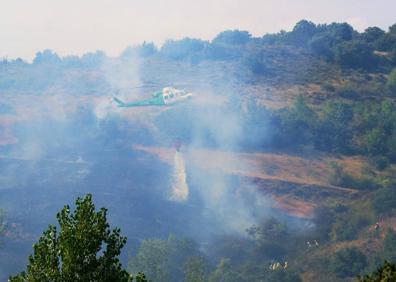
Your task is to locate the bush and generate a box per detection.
[315,100,353,153]
[33,49,62,65]
[160,38,206,60]
[369,156,390,170]
[327,162,356,188]
[387,68,396,94]
[128,236,201,282]
[373,187,396,215]
[364,128,387,156]
[290,20,318,46]
[335,85,358,98]
[330,248,368,278]
[383,229,396,262]
[312,206,337,241]
[321,82,335,92]
[358,261,396,282]
[331,201,375,241]
[212,30,251,45]
[333,40,377,69]
[361,27,385,45]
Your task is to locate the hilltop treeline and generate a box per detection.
[7,20,396,69]
[152,20,396,71]
[2,20,396,79]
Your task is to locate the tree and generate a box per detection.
[333,40,376,69]
[330,247,367,278]
[9,194,139,282]
[315,100,353,153]
[212,30,251,45]
[80,51,106,68]
[242,47,269,75]
[364,127,387,156]
[309,33,333,58]
[208,258,241,282]
[388,132,396,162]
[121,42,157,58]
[383,229,396,262]
[361,27,385,45]
[129,238,171,281]
[291,20,317,46]
[183,256,208,282]
[358,261,396,281]
[387,68,396,94]
[390,24,396,35]
[312,206,336,241]
[137,42,157,57]
[278,96,316,147]
[62,55,82,68]
[373,188,396,215]
[309,22,354,59]
[33,49,61,65]
[375,33,396,51]
[128,236,201,282]
[246,218,288,260]
[160,38,206,60]
[263,270,301,282]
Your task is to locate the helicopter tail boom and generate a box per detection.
[113,97,127,107]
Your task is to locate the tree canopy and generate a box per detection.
[9,194,145,282]
[358,261,396,281]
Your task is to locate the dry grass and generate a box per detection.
[133,144,367,189]
[272,195,316,218]
[133,145,366,218]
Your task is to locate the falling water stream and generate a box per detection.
[169,151,189,202]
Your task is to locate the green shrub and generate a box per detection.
[369,156,390,171]
[373,187,396,215]
[358,261,396,282]
[336,85,358,98]
[321,82,335,92]
[330,248,367,278]
[331,202,375,241]
[387,68,396,94]
[383,229,396,262]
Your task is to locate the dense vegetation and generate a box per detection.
[9,194,146,282]
[358,261,396,281]
[273,98,396,168]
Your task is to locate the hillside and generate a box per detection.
[1,20,396,281]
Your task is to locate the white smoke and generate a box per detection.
[94,53,143,120]
[93,96,118,120]
[169,151,189,202]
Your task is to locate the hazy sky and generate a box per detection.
[1,0,395,60]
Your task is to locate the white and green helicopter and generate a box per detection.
[113,87,193,108]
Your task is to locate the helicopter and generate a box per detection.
[113,86,193,107]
